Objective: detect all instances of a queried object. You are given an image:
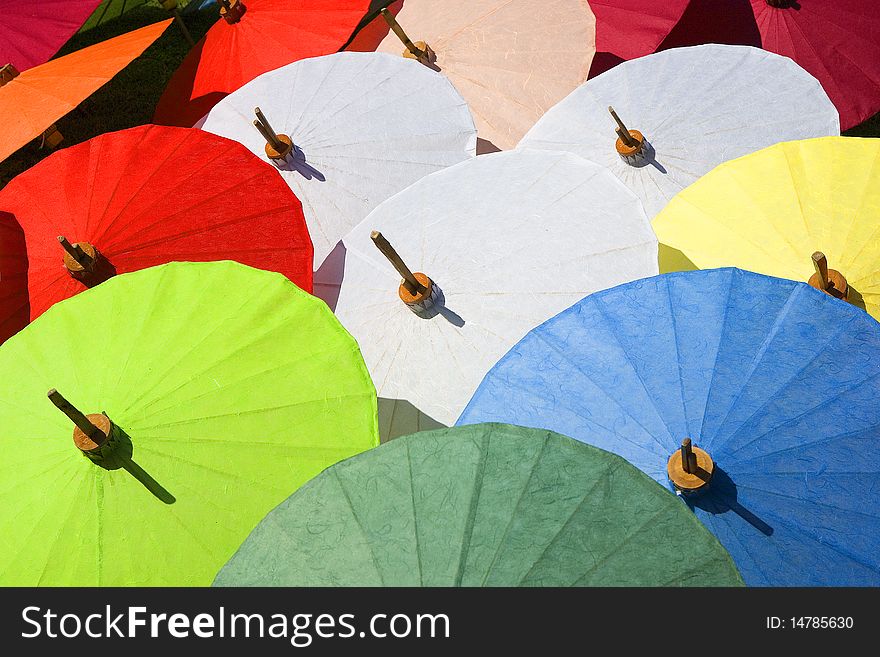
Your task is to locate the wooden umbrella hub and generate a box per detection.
[380,9,435,65]
[398,272,434,306]
[264,133,293,161]
[47,389,115,455]
[57,235,104,278]
[369,231,438,313]
[73,413,113,453]
[42,124,64,149]
[61,241,98,274]
[0,64,19,86]
[220,0,246,24]
[667,438,714,492]
[608,106,646,163]
[808,251,848,301]
[402,41,436,66]
[253,107,293,163]
[615,129,645,157]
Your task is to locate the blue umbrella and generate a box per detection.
[458,268,880,586]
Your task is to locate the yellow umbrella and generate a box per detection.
[653,136,880,320]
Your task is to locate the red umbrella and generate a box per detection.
[0,124,313,334]
[590,0,880,130]
[153,0,371,127]
[0,0,102,71]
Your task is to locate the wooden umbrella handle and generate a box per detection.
[47,389,101,439]
[370,231,425,294]
[812,252,829,290]
[609,106,637,148]
[380,8,425,59]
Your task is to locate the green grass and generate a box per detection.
[1,1,877,191]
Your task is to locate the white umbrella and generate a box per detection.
[316,148,658,434]
[200,51,477,269]
[519,44,840,220]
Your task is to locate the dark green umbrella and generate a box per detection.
[215,424,743,586]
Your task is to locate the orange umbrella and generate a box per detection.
[0,19,171,163]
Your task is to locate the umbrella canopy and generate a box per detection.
[201,52,476,269]
[346,0,596,151]
[590,0,880,131]
[215,424,744,586]
[0,124,313,334]
[316,148,657,433]
[0,18,171,163]
[459,269,880,586]
[518,44,839,220]
[589,0,685,62]
[653,136,880,321]
[153,0,371,127]
[0,261,378,586]
[0,0,102,71]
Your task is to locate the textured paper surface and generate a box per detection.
[460,269,880,586]
[350,0,595,150]
[154,0,371,127]
[321,148,658,429]
[0,0,102,71]
[520,44,839,219]
[202,51,477,268]
[0,124,314,333]
[590,0,880,130]
[653,137,880,321]
[215,424,743,587]
[0,261,378,586]
[0,19,172,163]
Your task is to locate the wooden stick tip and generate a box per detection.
[370,230,382,240]
[812,251,826,263]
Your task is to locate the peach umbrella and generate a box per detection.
[347,0,595,151]
[0,19,171,163]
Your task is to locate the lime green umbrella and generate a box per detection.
[0,261,378,586]
[215,424,743,586]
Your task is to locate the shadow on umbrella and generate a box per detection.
[659,0,763,51]
[630,140,667,174]
[684,467,773,536]
[476,138,501,155]
[278,147,326,182]
[313,241,347,311]
[89,424,176,505]
[0,212,30,344]
[846,285,867,312]
[410,284,465,327]
[377,397,446,443]
[78,256,117,288]
[658,243,698,274]
[589,52,625,79]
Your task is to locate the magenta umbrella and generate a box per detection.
[0,0,102,71]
